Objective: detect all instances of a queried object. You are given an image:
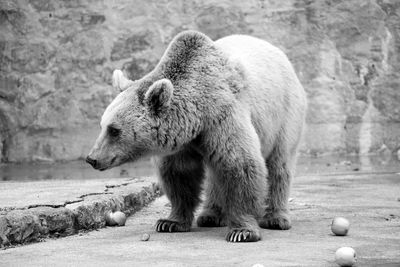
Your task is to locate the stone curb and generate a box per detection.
[0,180,160,248]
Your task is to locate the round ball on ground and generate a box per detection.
[331,217,350,236]
[105,211,117,226]
[335,247,357,266]
[112,211,127,226]
[141,233,150,241]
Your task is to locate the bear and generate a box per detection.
[86,30,307,242]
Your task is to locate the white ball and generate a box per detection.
[112,211,127,226]
[141,233,150,241]
[105,211,117,226]
[331,217,350,236]
[335,247,357,266]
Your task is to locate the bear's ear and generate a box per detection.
[112,69,134,92]
[144,79,174,115]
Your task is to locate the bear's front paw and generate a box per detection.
[226,228,261,242]
[155,219,190,232]
[197,211,227,227]
[259,211,291,230]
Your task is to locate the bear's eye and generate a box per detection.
[108,126,121,138]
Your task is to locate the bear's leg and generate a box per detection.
[213,156,266,242]
[154,149,204,232]
[197,169,227,227]
[259,144,295,230]
[206,136,266,241]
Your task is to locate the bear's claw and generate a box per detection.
[226,228,261,242]
[259,211,292,230]
[155,219,190,232]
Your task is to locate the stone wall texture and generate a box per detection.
[0,0,399,162]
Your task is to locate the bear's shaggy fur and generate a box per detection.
[87,31,307,242]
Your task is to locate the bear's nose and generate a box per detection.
[86,156,97,168]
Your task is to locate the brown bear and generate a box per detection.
[87,31,307,242]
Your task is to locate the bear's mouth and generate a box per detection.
[110,156,117,166]
[98,156,117,171]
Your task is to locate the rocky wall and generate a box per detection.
[0,0,399,162]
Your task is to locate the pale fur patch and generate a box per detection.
[100,92,126,129]
[103,70,136,129]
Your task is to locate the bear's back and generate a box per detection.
[215,34,287,64]
[214,35,299,92]
[214,34,307,157]
[214,34,305,114]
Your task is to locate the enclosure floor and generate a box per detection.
[1,156,399,266]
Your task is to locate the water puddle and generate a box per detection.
[0,157,156,181]
[296,154,400,175]
[0,155,399,182]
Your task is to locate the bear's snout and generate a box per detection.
[86,156,98,169]
[86,153,118,171]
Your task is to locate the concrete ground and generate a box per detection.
[1,156,399,266]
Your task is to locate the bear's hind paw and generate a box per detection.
[155,219,190,232]
[226,228,261,242]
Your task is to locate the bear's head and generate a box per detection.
[86,31,221,171]
[86,70,174,171]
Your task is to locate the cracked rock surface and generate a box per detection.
[0,176,159,247]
